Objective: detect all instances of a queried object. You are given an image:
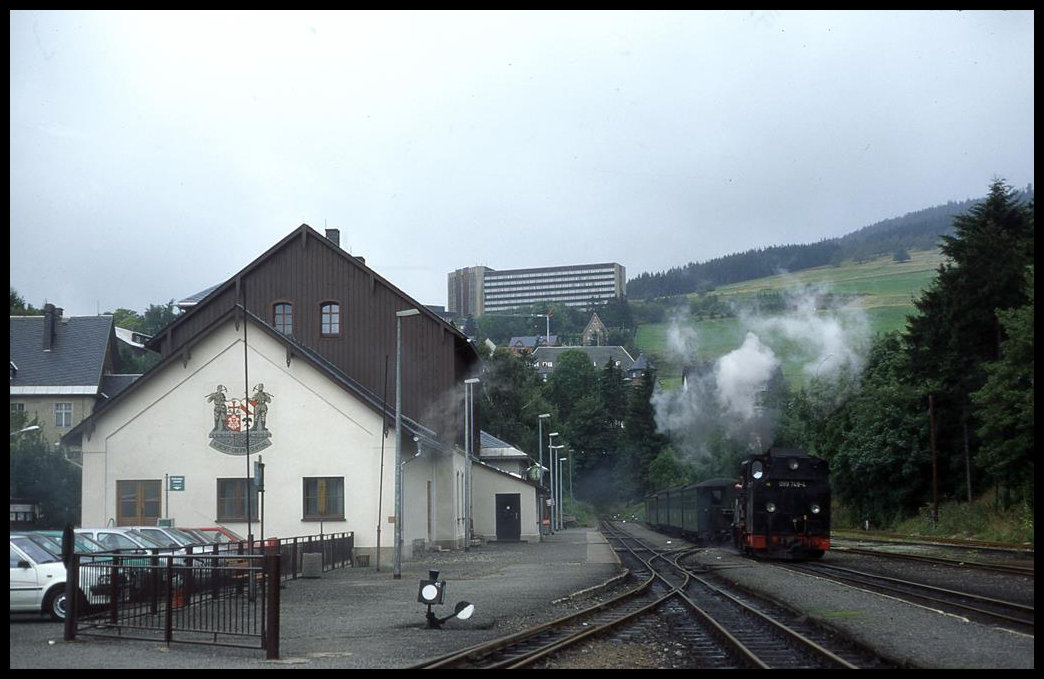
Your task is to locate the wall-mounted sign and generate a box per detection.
[169,476,185,491]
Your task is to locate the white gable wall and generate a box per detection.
[79,316,456,562]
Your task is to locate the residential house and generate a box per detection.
[506,335,558,357]
[10,304,138,446]
[63,224,540,563]
[626,353,652,383]
[530,346,635,382]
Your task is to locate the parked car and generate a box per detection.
[75,527,181,555]
[17,530,108,557]
[121,526,204,550]
[10,533,110,621]
[185,526,247,545]
[175,527,210,544]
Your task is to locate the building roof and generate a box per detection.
[507,335,558,350]
[115,326,152,349]
[175,283,222,310]
[9,313,117,394]
[629,353,650,372]
[62,305,440,449]
[149,224,473,355]
[479,430,530,460]
[530,345,635,378]
[99,374,140,400]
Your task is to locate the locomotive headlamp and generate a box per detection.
[809,503,822,515]
[787,458,800,470]
[765,502,777,513]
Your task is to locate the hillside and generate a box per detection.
[634,249,945,389]
[626,186,1031,300]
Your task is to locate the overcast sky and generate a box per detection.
[10,10,1034,318]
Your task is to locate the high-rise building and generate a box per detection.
[447,262,626,317]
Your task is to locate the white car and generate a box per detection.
[75,527,183,555]
[10,533,110,622]
[121,526,203,550]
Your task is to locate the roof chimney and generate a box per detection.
[43,303,57,351]
[325,228,340,248]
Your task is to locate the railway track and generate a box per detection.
[780,560,1034,634]
[831,543,1035,576]
[412,522,891,669]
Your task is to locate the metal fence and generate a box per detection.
[63,531,354,660]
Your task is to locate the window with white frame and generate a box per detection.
[320,302,341,336]
[273,302,293,335]
[54,402,73,428]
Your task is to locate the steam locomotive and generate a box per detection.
[644,447,830,560]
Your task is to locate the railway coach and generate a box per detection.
[644,477,736,544]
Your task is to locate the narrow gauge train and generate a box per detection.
[644,447,830,560]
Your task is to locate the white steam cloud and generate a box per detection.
[651,282,871,464]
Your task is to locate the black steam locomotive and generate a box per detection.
[644,447,830,560]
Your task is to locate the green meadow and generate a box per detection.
[635,250,946,389]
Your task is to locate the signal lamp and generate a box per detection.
[417,569,445,605]
[417,568,476,629]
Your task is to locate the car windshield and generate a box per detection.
[131,528,183,548]
[74,533,108,553]
[11,532,62,557]
[11,535,61,564]
[122,529,170,549]
[34,531,107,554]
[170,528,205,546]
[83,530,155,552]
[195,527,245,543]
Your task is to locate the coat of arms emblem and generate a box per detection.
[205,383,273,455]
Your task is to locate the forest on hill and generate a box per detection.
[626,185,1033,300]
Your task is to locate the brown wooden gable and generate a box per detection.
[148,224,478,444]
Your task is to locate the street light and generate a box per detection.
[537,414,550,537]
[550,443,565,531]
[556,455,567,530]
[394,308,420,580]
[548,432,559,534]
[568,449,574,502]
[464,377,480,551]
[10,425,40,437]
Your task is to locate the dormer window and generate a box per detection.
[273,303,293,335]
[320,302,341,337]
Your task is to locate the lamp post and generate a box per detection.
[568,450,574,502]
[537,413,550,537]
[556,455,566,530]
[548,432,559,534]
[10,425,40,437]
[464,377,480,551]
[550,443,565,530]
[394,308,420,580]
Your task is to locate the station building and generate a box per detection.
[63,225,541,563]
